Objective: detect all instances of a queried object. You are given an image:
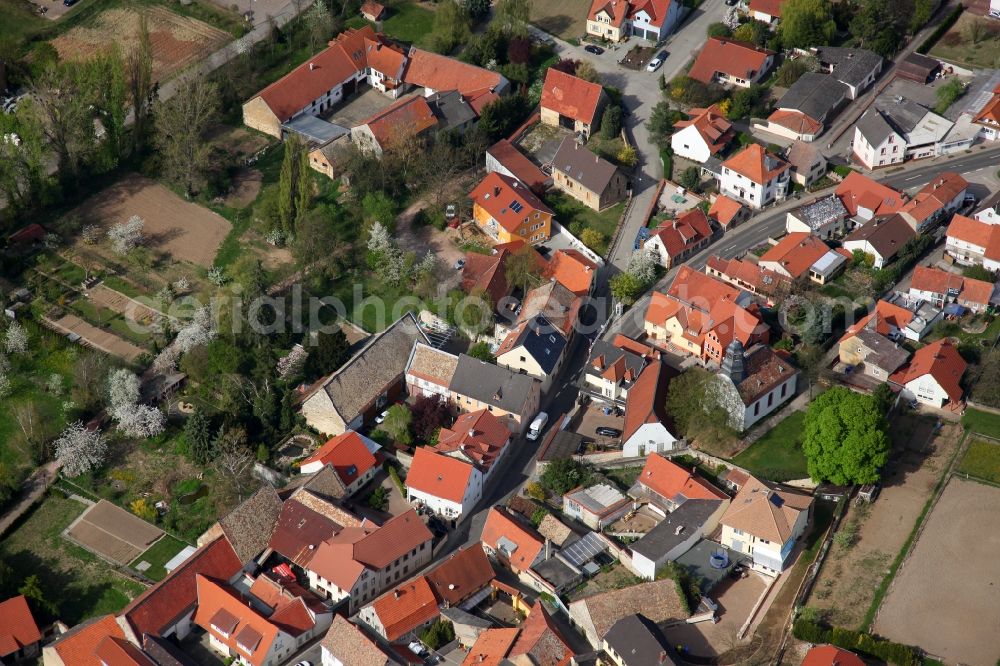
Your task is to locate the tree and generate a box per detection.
[507,36,533,64]
[429,0,471,54]
[505,245,542,293]
[802,387,890,485]
[277,134,311,236]
[465,0,490,20]
[601,105,622,139]
[707,22,732,38]
[305,327,350,379]
[775,57,817,87]
[467,341,494,362]
[410,396,452,441]
[616,143,638,167]
[679,166,700,191]
[494,0,530,36]
[626,248,657,285]
[305,0,333,52]
[609,272,643,306]
[727,84,765,120]
[362,192,397,228]
[935,78,965,114]
[153,77,220,196]
[733,20,769,46]
[0,97,51,212]
[293,206,346,271]
[647,100,679,149]
[213,427,254,501]
[580,228,605,251]
[525,481,546,501]
[127,13,155,154]
[381,404,413,444]
[5,322,28,354]
[778,0,836,48]
[88,48,128,169]
[184,409,214,464]
[54,422,108,477]
[107,215,145,255]
[540,458,593,495]
[457,289,493,340]
[574,60,601,84]
[420,619,455,650]
[963,264,995,281]
[27,61,99,185]
[130,498,158,521]
[18,575,58,620]
[107,368,165,439]
[872,382,895,414]
[367,486,389,510]
[478,93,531,141]
[966,17,986,44]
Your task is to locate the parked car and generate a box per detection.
[646,58,663,72]
[375,410,389,424]
[454,258,466,270]
[584,44,605,55]
[293,662,311,666]
[595,426,622,438]
[63,0,78,6]
[445,203,457,219]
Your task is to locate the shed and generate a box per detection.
[896,53,941,84]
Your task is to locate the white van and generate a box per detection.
[526,412,549,441]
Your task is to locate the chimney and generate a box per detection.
[659,651,668,664]
[309,62,316,71]
[544,538,552,560]
[494,186,501,197]
[393,590,400,599]
[448,584,456,590]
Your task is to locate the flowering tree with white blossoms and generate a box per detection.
[5,321,28,354]
[107,368,165,439]
[626,248,658,285]
[55,421,108,477]
[107,215,145,255]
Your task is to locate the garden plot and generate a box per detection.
[874,477,1000,666]
[50,6,231,81]
[65,500,165,566]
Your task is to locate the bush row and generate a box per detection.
[792,618,921,666]
[916,4,965,54]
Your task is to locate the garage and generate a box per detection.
[633,26,657,41]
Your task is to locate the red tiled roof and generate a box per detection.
[360,94,438,149]
[689,37,774,85]
[370,577,439,642]
[269,597,316,637]
[119,536,242,638]
[637,453,728,503]
[364,38,406,80]
[802,645,865,666]
[360,1,385,19]
[673,104,734,154]
[889,339,966,403]
[462,628,519,666]
[354,510,433,569]
[93,636,156,666]
[267,499,342,567]
[899,172,968,226]
[53,616,127,666]
[947,214,1000,261]
[543,249,598,296]
[480,507,544,571]
[403,48,505,97]
[959,276,995,306]
[749,0,785,17]
[488,140,549,193]
[541,68,605,126]
[910,265,963,297]
[973,84,1000,126]
[721,143,789,185]
[759,232,831,279]
[840,299,915,342]
[7,223,46,245]
[587,0,630,27]
[667,265,742,310]
[613,334,653,356]
[0,596,41,657]
[767,109,822,135]
[425,544,495,607]
[705,255,791,298]
[835,172,907,217]
[300,431,378,486]
[508,602,574,666]
[649,207,713,261]
[435,409,511,472]
[194,576,280,666]
[406,446,475,504]
[470,171,554,234]
[708,194,744,226]
[622,361,674,442]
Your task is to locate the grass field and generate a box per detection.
[0,494,145,625]
[962,407,1000,438]
[529,0,589,40]
[348,1,435,47]
[956,439,1000,485]
[546,190,624,256]
[130,535,189,581]
[732,411,810,482]
[929,12,1000,70]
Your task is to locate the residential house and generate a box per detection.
[621,360,680,457]
[563,484,632,530]
[448,355,540,434]
[719,143,790,209]
[360,2,385,21]
[628,454,728,515]
[470,171,554,245]
[671,104,735,163]
[308,134,351,181]
[945,214,1000,271]
[881,292,945,340]
[357,577,439,643]
[889,339,966,408]
[842,214,916,269]
[812,46,883,99]
[320,616,401,666]
[802,645,866,666]
[486,139,551,194]
[585,0,683,42]
[852,95,953,169]
[551,137,629,211]
[714,340,799,431]
[543,249,599,296]
[718,475,813,574]
[193,574,332,666]
[758,232,847,284]
[267,498,345,570]
[424,545,496,610]
[496,315,568,392]
[688,37,775,88]
[909,265,997,313]
[406,409,512,519]
[404,342,459,401]
[972,84,1000,141]
[464,603,575,665]
[301,313,428,437]
[630,498,728,580]
[458,240,531,309]
[785,194,850,239]
[515,280,583,341]
[747,0,785,23]
[427,89,480,134]
[897,172,969,232]
[645,208,715,268]
[306,510,434,613]
[198,485,284,565]
[707,194,750,230]
[704,255,792,304]
[350,94,438,156]
[784,141,827,187]
[0,595,42,663]
[835,171,908,222]
[540,68,608,139]
[480,507,545,577]
[837,327,910,380]
[45,616,138,666]
[763,73,849,142]
[581,337,650,406]
[568,578,690,649]
[841,297,940,344]
[602,614,676,666]
[298,432,380,496]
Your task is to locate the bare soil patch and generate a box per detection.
[71,174,231,268]
[65,499,164,565]
[225,168,263,208]
[874,477,1000,666]
[529,0,589,40]
[50,6,231,81]
[806,415,962,628]
[48,314,146,362]
[88,284,170,326]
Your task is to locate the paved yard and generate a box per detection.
[874,477,1000,666]
[574,403,625,444]
[665,573,769,658]
[327,87,399,127]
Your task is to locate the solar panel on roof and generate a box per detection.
[510,200,523,213]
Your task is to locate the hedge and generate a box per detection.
[792,619,921,666]
[916,4,965,54]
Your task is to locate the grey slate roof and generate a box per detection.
[855,107,898,146]
[814,46,883,89]
[552,136,620,195]
[792,194,848,231]
[857,95,934,145]
[428,89,478,132]
[537,429,585,462]
[777,72,849,123]
[504,314,567,374]
[853,328,910,373]
[784,140,824,174]
[449,353,538,413]
[602,614,676,666]
[630,499,723,561]
[585,339,646,387]
[533,556,580,590]
[844,213,915,260]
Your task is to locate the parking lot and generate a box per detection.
[573,403,625,445]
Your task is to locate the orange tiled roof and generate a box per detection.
[403,48,505,98]
[667,265,742,310]
[720,475,811,543]
[0,595,41,657]
[973,84,1000,126]
[767,109,822,135]
[947,213,1000,261]
[910,265,963,297]
[93,636,156,666]
[425,544,496,607]
[543,249,598,296]
[749,0,785,17]
[488,140,549,193]
[705,255,790,298]
[899,172,968,226]
[649,208,713,261]
[480,507,543,570]
[52,616,128,666]
[721,143,789,185]
[708,194,744,226]
[360,94,438,149]
[889,339,966,403]
[300,431,378,486]
[802,645,865,666]
[463,627,520,666]
[673,104,734,154]
[194,576,280,666]
[508,602,574,666]
[622,361,673,442]
[637,453,728,503]
[360,1,385,19]
[364,38,406,80]
[370,576,439,642]
[612,334,653,356]
[835,171,907,217]
[435,409,511,471]
[759,232,831,279]
[959,276,995,306]
[406,446,475,504]
[541,68,606,126]
[689,36,774,85]
[588,0,631,27]
[470,171,554,234]
[840,299,915,342]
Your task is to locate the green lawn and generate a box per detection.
[546,190,625,256]
[358,1,435,47]
[732,411,810,482]
[605,466,643,492]
[0,495,146,625]
[928,12,1000,70]
[956,439,1000,485]
[962,408,1000,438]
[528,0,589,40]
[130,535,189,582]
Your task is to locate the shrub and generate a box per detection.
[387,464,405,495]
[525,481,546,501]
[916,4,964,54]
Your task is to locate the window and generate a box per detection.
[780,383,787,398]
[767,392,773,407]
[754,402,760,416]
